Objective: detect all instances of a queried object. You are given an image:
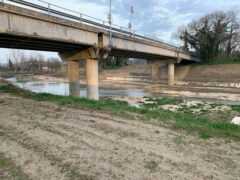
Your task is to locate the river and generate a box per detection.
[7,77,240,105]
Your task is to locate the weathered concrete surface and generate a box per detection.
[86,59,99,100]
[59,47,110,61]
[0,3,198,62]
[152,63,159,84]
[168,63,175,86]
[68,60,80,97]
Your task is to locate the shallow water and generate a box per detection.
[7,77,240,105]
[7,77,151,98]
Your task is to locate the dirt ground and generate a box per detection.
[0,92,240,180]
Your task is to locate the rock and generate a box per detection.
[231,117,240,125]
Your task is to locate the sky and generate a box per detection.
[1,0,240,64]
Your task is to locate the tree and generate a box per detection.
[175,10,240,62]
[9,50,22,72]
[8,58,14,71]
[46,58,62,72]
[19,51,26,72]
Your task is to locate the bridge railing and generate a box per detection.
[1,0,188,54]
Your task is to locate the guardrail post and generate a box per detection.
[79,13,82,23]
[48,3,50,15]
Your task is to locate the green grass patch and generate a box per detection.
[144,160,159,172]
[200,132,212,139]
[0,100,4,104]
[231,105,240,112]
[1,84,240,141]
[142,97,184,108]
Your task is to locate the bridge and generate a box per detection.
[0,0,199,100]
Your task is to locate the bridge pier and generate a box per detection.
[68,60,80,97]
[86,59,99,100]
[59,47,109,100]
[152,63,159,84]
[168,63,175,86]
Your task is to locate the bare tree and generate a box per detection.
[19,51,26,72]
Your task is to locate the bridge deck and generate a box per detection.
[0,1,200,62]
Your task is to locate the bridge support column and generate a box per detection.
[68,60,80,97]
[152,63,159,84]
[86,59,99,100]
[59,47,110,100]
[168,63,175,86]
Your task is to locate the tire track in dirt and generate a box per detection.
[0,94,240,179]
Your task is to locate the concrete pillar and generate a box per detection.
[152,63,159,84]
[68,60,80,97]
[168,63,175,86]
[86,59,99,100]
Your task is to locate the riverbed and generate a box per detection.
[6,77,240,106]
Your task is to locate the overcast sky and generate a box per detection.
[1,0,240,64]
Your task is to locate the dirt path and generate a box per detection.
[0,93,240,180]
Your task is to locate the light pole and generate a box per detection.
[108,0,112,46]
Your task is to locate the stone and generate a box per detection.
[231,117,240,125]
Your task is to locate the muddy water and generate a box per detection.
[7,77,240,105]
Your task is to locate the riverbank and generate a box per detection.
[0,81,240,179]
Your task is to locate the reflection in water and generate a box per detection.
[7,77,151,98]
[7,77,240,105]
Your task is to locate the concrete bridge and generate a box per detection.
[0,0,199,100]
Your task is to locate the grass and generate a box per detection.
[130,131,140,138]
[196,61,240,66]
[0,131,5,137]
[0,84,240,142]
[0,153,29,180]
[0,100,4,104]
[142,97,184,108]
[231,105,240,112]
[200,132,212,139]
[144,160,159,172]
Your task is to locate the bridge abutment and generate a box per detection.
[68,60,80,97]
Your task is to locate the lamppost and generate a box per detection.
[108,0,112,46]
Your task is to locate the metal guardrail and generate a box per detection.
[1,0,186,53]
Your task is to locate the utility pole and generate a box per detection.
[108,0,112,46]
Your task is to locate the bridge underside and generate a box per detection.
[110,49,170,60]
[0,33,88,52]
[0,33,182,61]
